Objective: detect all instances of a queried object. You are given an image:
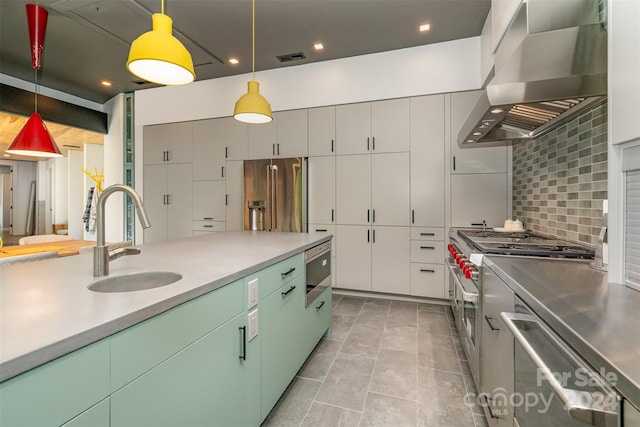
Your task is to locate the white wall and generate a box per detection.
[49,157,69,225]
[103,94,126,244]
[83,144,104,241]
[67,151,84,240]
[13,161,36,235]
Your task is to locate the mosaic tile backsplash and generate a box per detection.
[512,102,607,247]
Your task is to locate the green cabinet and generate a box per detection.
[0,339,110,427]
[261,274,308,419]
[61,399,110,427]
[111,314,246,427]
[304,286,333,354]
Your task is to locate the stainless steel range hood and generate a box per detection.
[459,0,607,146]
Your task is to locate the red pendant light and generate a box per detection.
[6,4,62,158]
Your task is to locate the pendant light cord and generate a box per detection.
[252,0,255,81]
[34,68,38,114]
[161,0,165,15]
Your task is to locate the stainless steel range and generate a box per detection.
[446,228,595,390]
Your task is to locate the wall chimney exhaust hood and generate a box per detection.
[459,0,607,146]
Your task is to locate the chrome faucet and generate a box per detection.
[93,184,151,277]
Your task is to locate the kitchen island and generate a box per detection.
[0,231,333,426]
[484,255,640,417]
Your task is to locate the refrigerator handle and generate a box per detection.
[271,165,278,231]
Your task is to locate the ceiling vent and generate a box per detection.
[277,52,306,63]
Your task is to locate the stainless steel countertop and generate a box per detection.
[0,231,331,382]
[484,256,640,410]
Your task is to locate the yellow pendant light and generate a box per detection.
[126,0,195,86]
[233,0,273,124]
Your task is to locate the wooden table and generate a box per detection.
[0,240,95,258]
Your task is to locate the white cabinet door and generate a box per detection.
[336,225,371,291]
[371,226,410,294]
[193,181,226,221]
[308,106,335,156]
[450,91,508,174]
[371,98,410,153]
[451,173,508,228]
[225,118,248,161]
[610,0,640,145]
[410,95,445,227]
[336,103,371,155]
[143,122,193,165]
[167,163,193,241]
[336,154,371,225]
[308,156,335,224]
[225,160,244,231]
[276,110,308,157]
[248,119,277,159]
[371,152,410,226]
[410,263,445,299]
[193,119,226,181]
[143,165,168,244]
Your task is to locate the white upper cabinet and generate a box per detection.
[410,95,445,227]
[225,118,248,161]
[193,119,226,181]
[308,156,336,225]
[143,122,193,165]
[308,106,336,156]
[371,98,410,153]
[610,0,640,145]
[248,119,277,159]
[336,99,410,155]
[450,91,508,174]
[336,103,371,155]
[371,152,410,226]
[276,109,308,157]
[225,160,244,231]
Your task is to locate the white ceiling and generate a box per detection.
[0,0,491,104]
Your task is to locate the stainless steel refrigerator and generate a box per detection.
[243,157,306,232]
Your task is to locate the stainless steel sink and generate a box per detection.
[88,271,183,293]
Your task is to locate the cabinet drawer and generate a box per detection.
[410,263,445,299]
[304,286,333,353]
[410,227,445,241]
[410,241,444,264]
[192,220,225,232]
[111,280,243,392]
[259,253,305,299]
[0,339,110,427]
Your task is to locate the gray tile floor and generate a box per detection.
[262,294,488,427]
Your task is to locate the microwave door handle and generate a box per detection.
[500,312,620,427]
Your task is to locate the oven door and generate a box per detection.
[448,260,480,385]
[305,242,331,306]
[501,302,621,427]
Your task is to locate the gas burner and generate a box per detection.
[458,230,532,239]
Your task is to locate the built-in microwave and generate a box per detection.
[305,240,331,306]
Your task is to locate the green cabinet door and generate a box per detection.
[304,286,333,354]
[111,314,246,427]
[260,275,307,420]
[61,398,110,427]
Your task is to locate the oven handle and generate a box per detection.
[500,312,620,427]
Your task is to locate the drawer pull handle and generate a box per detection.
[239,326,247,361]
[203,217,213,220]
[420,269,435,273]
[484,315,500,331]
[315,229,328,232]
[203,225,213,228]
[420,232,435,236]
[281,285,296,297]
[281,267,296,278]
[420,246,435,250]
[316,301,325,311]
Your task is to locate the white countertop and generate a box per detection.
[0,232,330,382]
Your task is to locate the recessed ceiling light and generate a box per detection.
[491,108,504,114]
[100,80,112,87]
[419,23,431,32]
[229,58,239,65]
[313,42,324,51]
